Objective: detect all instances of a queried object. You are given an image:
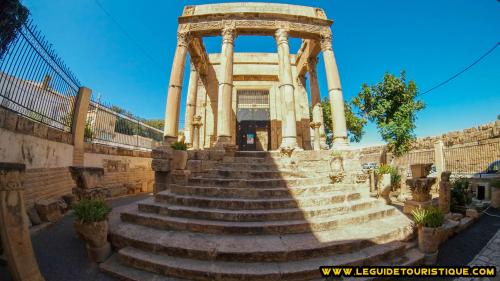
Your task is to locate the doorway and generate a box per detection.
[236,90,270,151]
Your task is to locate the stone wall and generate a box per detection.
[0,108,155,208]
[360,121,500,175]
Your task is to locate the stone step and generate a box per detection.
[200,168,307,179]
[234,151,278,158]
[168,183,356,199]
[222,156,278,164]
[215,162,297,171]
[120,204,398,235]
[139,197,381,222]
[110,215,414,262]
[155,190,362,210]
[188,176,331,188]
[116,241,407,281]
[100,254,188,281]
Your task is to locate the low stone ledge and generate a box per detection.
[84,142,152,158]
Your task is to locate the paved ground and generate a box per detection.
[0,196,498,281]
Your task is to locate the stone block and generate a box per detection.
[465,208,480,219]
[27,207,42,226]
[186,160,202,173]
[0,107,6,128]
[35,199,61,222]
[209,150,224,161]
[57,199,69,213]
[62,194,76,208]
[152,159,170,172]
[69,166,104,189]
[16,117,34,135]
[47,127,63,142]
[171,170,191,185]
[4,110,18,131]
[32,122,48,139]
[197,150,210,160]
[456,217,474,233]
[153,182,168,194]
[187,150,197,160]
[152,147,170,159]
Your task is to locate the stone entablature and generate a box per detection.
[165,3,349,150]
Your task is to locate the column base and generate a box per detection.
[214,136,232,150]
[330,141,351,151]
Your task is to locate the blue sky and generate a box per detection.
[22,0,499,146]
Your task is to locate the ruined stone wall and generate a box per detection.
[83,143,154,196]
[0,108,155,208]
[360,121,500,175]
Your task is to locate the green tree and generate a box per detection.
[144,119,164,130]
[497,114,500,120]
[353,71,425,156]
[320,98,366,144]
[0,0,29,59]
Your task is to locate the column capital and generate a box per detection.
[177,31,191,48]
[320,31,333,51]
[221,23,237,44]
[275,28,289,45]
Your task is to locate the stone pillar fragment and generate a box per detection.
[320,31,348,146]
[275,28,299,151]
[163,30,190,144]
[184,62,199,146]
[307,57,326,147]
[215,24,236,146]
[310,122,321,151]
[0,162,45,281]
[71,87,92,165]
[439,171,451,214]
[192,116,203,150]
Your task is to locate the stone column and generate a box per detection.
[434,140,446,182]
[215,24,236,147]
[163,30,190,144]
[0,163,45,281]
[71,87,92,165]
[184,62,199,147]
[310,122,321,151]
[307,57,326,148]
[192,115,203,150]
[321,31,348,146]
[275,28,299,151]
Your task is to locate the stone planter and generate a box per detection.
[410,164,432,178]
[171,150,188,170]
[74,220,110,262]
[418,225,442,254]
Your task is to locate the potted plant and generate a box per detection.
[171,141,188,170]
[73,199,112,262]
[412,207,445,255]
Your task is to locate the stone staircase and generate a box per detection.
[101,150,423,281]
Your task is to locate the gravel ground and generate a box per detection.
[0,196,498,281]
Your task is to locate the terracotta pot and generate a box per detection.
[418,225,442,254]
[171,150,188,170]
[74,220,109,248]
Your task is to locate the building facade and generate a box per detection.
[163,3,349,151]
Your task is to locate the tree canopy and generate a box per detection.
[352,71,425,156]
[320,98,366,144]
[0,0,29,60]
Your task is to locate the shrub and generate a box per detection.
[375,164,400,189]
[171,141,187,151]
[412,207,444,228]
[73,199,111,223]
[450,178,472,212]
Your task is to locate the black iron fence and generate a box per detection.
[85,98,163,150]
[0,20,80,132]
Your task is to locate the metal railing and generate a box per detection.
[85,98,163,150]
[0,20,80,132]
